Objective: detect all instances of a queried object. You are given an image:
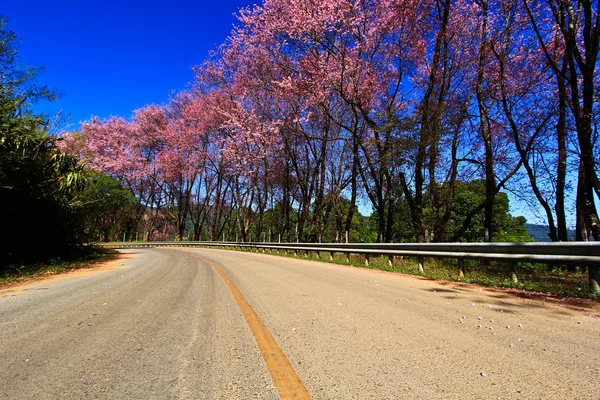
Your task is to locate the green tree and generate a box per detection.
[447,180,532,242]
[77,171,137,242]
[0,16,85,268]
[320,198,376,243]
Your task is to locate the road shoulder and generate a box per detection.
[0,251,137,297]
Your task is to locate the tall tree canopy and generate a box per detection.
[59,1,599,290]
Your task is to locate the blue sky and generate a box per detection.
[3,0,254,130]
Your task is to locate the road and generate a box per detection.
[1,248,599,399]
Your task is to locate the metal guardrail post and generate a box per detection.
[458,259,465,278]
[590,265,600,293]
[510,263,519,283]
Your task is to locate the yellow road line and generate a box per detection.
[198,255,312,400]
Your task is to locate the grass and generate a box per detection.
[239,247,597,300]
[0,246,118,287]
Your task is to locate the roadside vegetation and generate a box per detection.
[0,247,117,288]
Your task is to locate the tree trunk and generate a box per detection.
[555,59,568,241]
[344,120,359,242]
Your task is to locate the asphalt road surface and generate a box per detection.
[1,248,599,399]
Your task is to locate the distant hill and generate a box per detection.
[525,223,576,242]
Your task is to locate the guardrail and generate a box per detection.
[98,240,600,289]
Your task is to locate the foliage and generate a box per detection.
[447,181,532,242]
[76,171,138,242]
[51,1,600,289]
[0,16,85,268]
[56,0,598,306]
[63,0,599,249]
[0,128,85,266]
